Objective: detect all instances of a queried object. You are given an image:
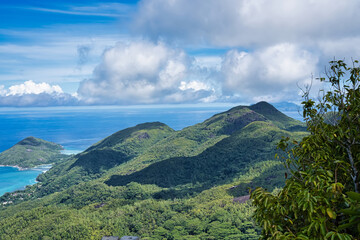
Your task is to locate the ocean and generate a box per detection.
[0,165,52,196]
[0,104,303,196]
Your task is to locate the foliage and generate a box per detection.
[251,60,360,239]
[71,122,174,172]
[106,103,306,191]
[34,122,174,196]
[0,136,67,168]
[0,171,263,239]
[106,121,304,192]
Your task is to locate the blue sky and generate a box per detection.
[1,0,360,107]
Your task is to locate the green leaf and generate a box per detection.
[320,223,327,236]
[346,191,360,201]
[338,233,345,240]
[325,232,334,239]
[341,209,360,216]
[327,208,337,219]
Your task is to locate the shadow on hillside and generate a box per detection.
[151,163,288,200]
[104,116,295,199]
[105,156,287,200]
[70,149,132,174]
[226,164,287,198]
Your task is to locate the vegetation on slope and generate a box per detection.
[103,105,264,177]
[0,136,66,168]
[106,121,306,193]
[105,102,306,192]
[251,60,360,239]
[0,160,286,239]
[36,122,174,196]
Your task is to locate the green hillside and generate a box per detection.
[105,102,306,192]
[71,122,174,173]
[0,102,308,239]
[35,122,175,195]
[106,121,300,190]
[0,136,67,168]
[30,102,306,198]
[0,161,282,239]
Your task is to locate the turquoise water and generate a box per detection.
[0,165,51,196]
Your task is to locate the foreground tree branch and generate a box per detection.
[251,60,360,239]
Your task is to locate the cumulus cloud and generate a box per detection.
[6,80,63,96]
[76,41,324,104]
[127,0,360,104]
[220,43,319,102]
[133,0,360,47]
[0,81,78,107]
[77,41,216,104]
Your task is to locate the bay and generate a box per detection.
[0,165,51,196]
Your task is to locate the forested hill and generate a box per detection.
[0,136,67,168]
[105,102,306,194]
[0,101,308,239]
[36,122,175,194]
[35,101,306,197]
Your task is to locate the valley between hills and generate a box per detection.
[0,102,307,239]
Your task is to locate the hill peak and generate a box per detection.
[17,136,43,146]
[85,121,173,151]
[249,101,277,112]
[69,121,175,173]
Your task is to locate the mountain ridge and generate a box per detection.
[33,101,306,197]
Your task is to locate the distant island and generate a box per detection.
[0,136,68,168]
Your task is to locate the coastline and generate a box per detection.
[0,164,52,172]
[0,164,53,197]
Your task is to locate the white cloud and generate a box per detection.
[77,41,216,104]
[221,43,319,102]
[130,0,360,104]
[133,0,360,47]
[179,81,211,92]
[0,81,78,107]
[6,80,63,96]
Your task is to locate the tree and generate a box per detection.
[251,60,360,239]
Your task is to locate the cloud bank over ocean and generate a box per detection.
[0,81,78,107]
